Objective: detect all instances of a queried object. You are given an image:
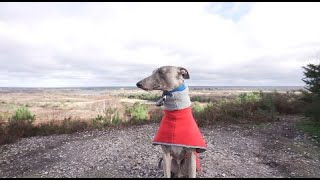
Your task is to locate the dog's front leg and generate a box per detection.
[187,151,196,178]
[162,151,172,178]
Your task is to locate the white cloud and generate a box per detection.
[0,2,319,87]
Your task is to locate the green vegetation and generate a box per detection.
[297,119,320,141]
[193,91,305,126]
[235,91,261,104]
[125,102,148,123]
[298,62,320,140]
[302,63,320,122]
[1,61,319,146]
[0,102,152,145]
[9,106,36,122]
[121,93,215,103]
[93,107,121,128]
[120,93,160,101]
[190,96,213,103]
[0,83,313,146]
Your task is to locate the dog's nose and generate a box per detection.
[136,82,143,88]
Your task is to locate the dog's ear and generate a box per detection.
[178,67,190,79]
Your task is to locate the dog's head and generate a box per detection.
[136,66,190,91]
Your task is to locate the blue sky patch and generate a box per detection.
[207,2,253,22]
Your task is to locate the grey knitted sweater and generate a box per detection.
[161,85,192,111]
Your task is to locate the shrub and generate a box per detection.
[235,91,261,104]
[257,92,278,120]
[304,96,320,122]
[192,102,204,114]
[0,123,8,145]
[126,102,148,123]
[59,118,90,133]
[192,101,206,120]
[268,91,306,114]
[93,106,121,128]
[193,91,306,126]
[297,118,320,141]
[1,106,36,142]
[34,121,61,136]
[9,106,35,122]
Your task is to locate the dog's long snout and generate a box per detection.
[136,81,143,88]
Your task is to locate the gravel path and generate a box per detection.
[0,115,319,178]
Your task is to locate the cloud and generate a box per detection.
[0,2,319,87]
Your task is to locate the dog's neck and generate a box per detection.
[163,83,187,97]
[156,83,191,110]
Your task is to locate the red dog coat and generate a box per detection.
[152,106,207,171]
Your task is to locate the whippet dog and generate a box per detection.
[136,66,206,178]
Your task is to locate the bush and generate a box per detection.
[34,121,61,136]
[235,91,261,104]
[0,112,7,123]
[4,119,36,143]
[193,100,272,126]
[59,118,90,134]
[304,96,320,122]
[126,102,148,123]
[193,102,215,126]
[264,91,306,115]
[9,106,35,122]
[257,92,278,120]
[297,118,320,141]
[192,102,205,114]
[193,91,306,127]
[0,106,37,143]
[93,107,121,128]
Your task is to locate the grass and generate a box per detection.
[0,90,310,146]
[190,96,213,103]
[193,91,306,126]
[242,122,273,129]
[119,93,160,101]
[93,106,122,128]
[0,102,157,145]
[125,102,148,123]
[297,119,320,141]
[120,93,221,103]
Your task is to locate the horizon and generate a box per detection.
[0,85,305,88]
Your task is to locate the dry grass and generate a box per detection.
[0,90,126,124]
[0,87,306,145]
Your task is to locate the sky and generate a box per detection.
[0,2,320,87]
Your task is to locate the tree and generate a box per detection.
[302,63,320,96]
[302,62,320,122]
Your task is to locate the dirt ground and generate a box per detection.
[0,115,319,178]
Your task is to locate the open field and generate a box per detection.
[2,86,319,178]
[0,86,302,125]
